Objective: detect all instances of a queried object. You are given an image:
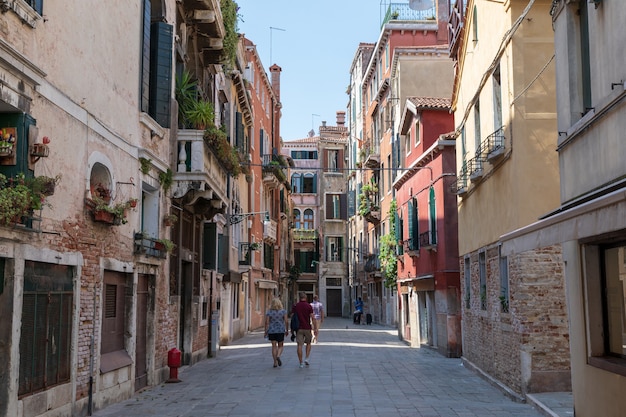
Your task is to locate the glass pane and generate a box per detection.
[605,246,626,357]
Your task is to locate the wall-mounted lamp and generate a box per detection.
[229,211,269,225]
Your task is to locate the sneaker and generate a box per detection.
[304,359,310,366]
[299,363,304,368]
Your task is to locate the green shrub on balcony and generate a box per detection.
[204,125,242,177]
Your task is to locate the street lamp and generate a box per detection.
[229,211,270,225]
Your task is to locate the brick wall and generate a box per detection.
[461,243,570,394]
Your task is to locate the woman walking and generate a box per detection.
[264,298,289,368]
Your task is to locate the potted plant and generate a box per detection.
[155,238,175,253]
[159,168,173,192]
[128,198,138,208]
[175,71,198,128]
[185,99,215,130]
[86,196,131,225]
[163,213,178,227]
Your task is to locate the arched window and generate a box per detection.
[291,173,301,193]
[302,173,316,193]
[293,208,301,229]
[303,209,314,230]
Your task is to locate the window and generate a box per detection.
[428,187,437,245]
[493,63,503,130]
[303,209,314,229]
[584,242,626,376]
[293,208,301,229]
[142,0,172,127]
[327,149,339,172]
[464,257,471,309]
[499,246,509,313]
[295,250,316,273]
[479,251,486,310]
[325,236,344,262]
[414,119,420,148]
[578,0,592,115]
[24,0,43,14]
[232,283,240,319]
[291,173,301,193]
[302,173,316,193]
[291,150,318,159]
[407,198,418,251]
[19,262,73,397]
[326,194,346,220]
[472,5,478,42]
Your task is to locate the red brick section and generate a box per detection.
[460,244,570,395]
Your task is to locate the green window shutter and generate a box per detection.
[149,22,172,128]
[140,0,150,114]
[236,112,244,150]
[429,187,437,245]
[203,223,217,270]
[407,199,417,250]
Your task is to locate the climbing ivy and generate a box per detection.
[379,199,398,288]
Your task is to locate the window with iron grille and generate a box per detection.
[19,261,73,398]
[479,251,487,310]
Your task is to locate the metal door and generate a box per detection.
[326,288,342,316]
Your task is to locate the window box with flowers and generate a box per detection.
[85,196,135,226]
[0,173,60,227]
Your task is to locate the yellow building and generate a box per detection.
[450,0,570,396]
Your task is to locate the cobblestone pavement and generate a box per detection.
[92,317,549,417]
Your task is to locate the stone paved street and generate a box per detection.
[92,317,548,417]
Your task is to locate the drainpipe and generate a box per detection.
[87,286,97,415]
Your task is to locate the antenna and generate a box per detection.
[269,26,286,64]
[311,113,320,135]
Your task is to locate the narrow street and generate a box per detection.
[92,317,553,417]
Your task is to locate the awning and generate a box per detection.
[256,279,277,289]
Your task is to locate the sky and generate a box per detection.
[236,0,385,141]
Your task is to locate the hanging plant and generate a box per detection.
[159,168,173,191]
[379,199,398,288]
[139,157,151,174]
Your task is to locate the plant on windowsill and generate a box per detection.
[249,242,261,251]
[139,157,151,174]
[163,213,178,227]
[0,173,60,226]
[155,238,175,253]
[86,195,133,225]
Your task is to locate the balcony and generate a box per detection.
[292,228,318,241]
[262,154,288,189]
[381,2,437,28]
[133,233,168,259]
[172,129,228,216]
[363,144,380,169]
[484,126,506,161]
[364,254,380,273]
[419,230,437,250]
[263,218,277,243]
[448,1,467,60]
[467,156,484,182]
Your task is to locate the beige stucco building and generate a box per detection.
[501,1,626,415]
[450,0,570,396]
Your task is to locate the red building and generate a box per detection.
[394,97,460,357]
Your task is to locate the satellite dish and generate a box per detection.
[408,0,434,11]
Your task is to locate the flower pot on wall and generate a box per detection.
[93,209,115,224]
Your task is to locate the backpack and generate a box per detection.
[290,312,299,332]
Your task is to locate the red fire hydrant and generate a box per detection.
[167,347,182,383]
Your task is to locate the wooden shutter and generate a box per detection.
[140,0,150,114]
[203,223,218,270]
[149,22,172,127]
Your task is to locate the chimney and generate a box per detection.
[336,111,346,126]
[322,121,327,127]
[270,64,282,102]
